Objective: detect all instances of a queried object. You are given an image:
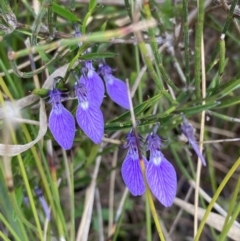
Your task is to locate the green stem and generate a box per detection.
[139,159,166,241]
[217,39,225,85]
[9,20,157,60]
[9,191,38,232]
[0,213,22,241]
[208,111,240,123]
[182,0,190,84]
[221,0,238,37]
[218,201,240,241]
[0,231,12,241]
[143,2,179,92]
[63,150,75,241]
[31,0,51,45]
[145,197,152,241]
[47,0,54,40]
[194,0,205,99]
[138,42,176,104]
[0,92,43,240]
[9,47,68,78]
[194,157,240,241]
[219,176,240,240]
[22,124,67,238]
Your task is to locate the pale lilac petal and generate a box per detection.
[189,140,207,166]
[121,154,147,196]
[80,71,104,106]
[146,157,177,207]
[76,103,104,144]
[104,75,130,109]
[49,104,75,150]
[34,187,51,221]
[181,117,207,166]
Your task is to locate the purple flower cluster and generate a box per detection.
[48,61,130,150]
[121,131,177,207]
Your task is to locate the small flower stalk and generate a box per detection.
[99,63,130,109]
[181,115,207,166]
[48,81,75,150]
[121,128,177,207]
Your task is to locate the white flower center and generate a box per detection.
[87,70,94,78]
[152,156,162,166]
[80,101,89,110]
[106,75,114,85]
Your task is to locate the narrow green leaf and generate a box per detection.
[213,96,240,109]
[52,3,80,22]
[109,93,163,123]
[100,21,108,31]
[177,102,220,115]
[209,77,240,98]
[82,3,101,34]
[79,52,117,61]
[88,0,97,12]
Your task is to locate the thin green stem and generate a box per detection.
[219,201,240,241]
[21,124,67,238]
[134,42,152,239]
[217,39,225,84]
[145,196,152,241]
[31,0,51,45]
[9,20,156,60]
[138,42,176,104]
[0,92,42,239]
[0,231,11,241]
[182,0,190,84]
[47,0,54,40]
[142,162,165,241]
[9,191,38,232]
[0,213,22,241]
[194,156,240,241]
[63,150,75,241]
[70,0,75,11]
[208,111,240,123]
[9,47,68,78]
[219,176,240,240]
[221,0,238,37]
[143,1,178,92]
[194,0,205,99]
[16,156,43,240]
[0,59,20,98]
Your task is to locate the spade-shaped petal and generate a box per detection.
[49,104,75,150]
[146,156,177,207]
[80,71,104,107]
[76,103,104,144]
[121,154,147,196]
[104,75,130,109]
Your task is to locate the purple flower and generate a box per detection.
[80,61,105,106]
[48,88,75,150]
[146,133,177,207]
[34,187,51,221]
[181,116,207,166]
[121,131,147,195]
[99,64,130,109]
[74,81,104,144]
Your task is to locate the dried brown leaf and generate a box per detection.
[0,64,69,156]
